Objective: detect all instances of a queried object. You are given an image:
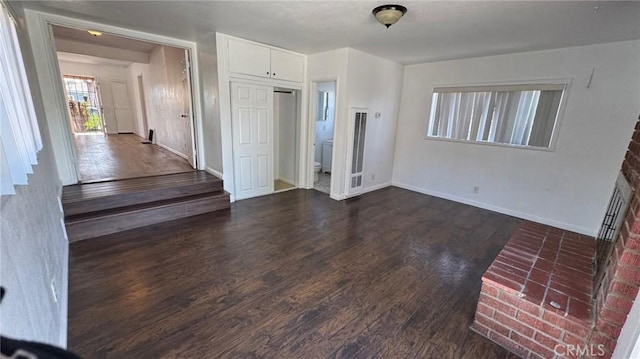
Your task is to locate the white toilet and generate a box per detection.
[314,161,321,182]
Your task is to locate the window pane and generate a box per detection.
[427,85,564,149]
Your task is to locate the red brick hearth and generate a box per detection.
[473,117,640,359]
[472,222,595,359]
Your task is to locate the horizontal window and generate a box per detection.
[427,83,565,149]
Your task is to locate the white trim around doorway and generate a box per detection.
[23,9,206,185]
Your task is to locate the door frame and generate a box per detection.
[61,74,106,135]
[23,10,206,185]
[136,74,149,137]
[307,77,339,194]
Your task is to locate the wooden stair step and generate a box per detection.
[65,191,230,243]
[62,171,222,217]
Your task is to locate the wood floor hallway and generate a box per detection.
[72,133,194,182]
[68,187,522,358]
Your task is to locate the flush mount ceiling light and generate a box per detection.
[372,4,407,28]
[87,30,102,37]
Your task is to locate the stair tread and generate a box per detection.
[63,171,222,203]
[65,191,229,223]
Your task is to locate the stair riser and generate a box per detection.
[63,181,222,217]
[66,195,230,242]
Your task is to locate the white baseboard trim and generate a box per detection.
[157,142,188,160]
[205,166,224,180]
[363,181,392,194]
[330,181,392,201]
[391,181,596,236]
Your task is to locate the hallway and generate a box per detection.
[72,134,193,182]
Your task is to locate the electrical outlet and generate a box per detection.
[50,278,58,303]
[473,186,480,194]
[371,173,376,181]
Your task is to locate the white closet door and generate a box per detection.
[231,82,274,200]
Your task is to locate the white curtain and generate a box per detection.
[0,3,42,194]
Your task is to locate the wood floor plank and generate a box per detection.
[72,133,194,182]
[68,188,521,358]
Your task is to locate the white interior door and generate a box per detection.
[182,49,196,168]
[231,82,274,200]
[109,80,133,133]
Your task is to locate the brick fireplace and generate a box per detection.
[472,117,640,358]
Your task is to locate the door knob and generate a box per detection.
[181,115,189,118]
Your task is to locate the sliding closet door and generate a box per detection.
[230,82,274,200]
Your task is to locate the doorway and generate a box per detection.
[312,81,336,194]
[274,88,298,192]
[230,82,301,200]
[63,75,104,134]
[137,75,149,137]
[52,25,198,182]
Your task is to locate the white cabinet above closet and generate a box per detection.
[227,38,304,83]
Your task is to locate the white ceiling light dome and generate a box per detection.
[372,4,408,28]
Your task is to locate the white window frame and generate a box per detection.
[425,79,572,152]
[0,2,43,195]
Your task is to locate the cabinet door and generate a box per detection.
[270,48,304,83]
[228,39,271,78]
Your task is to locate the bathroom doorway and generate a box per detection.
[313,81,336,194]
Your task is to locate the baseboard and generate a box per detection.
[329,182,392,201]
[391,181,596,236]
[205,167,223,180]
[157,143,188,160]
[362,181,392,194]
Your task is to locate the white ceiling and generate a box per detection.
[19,1,640,64]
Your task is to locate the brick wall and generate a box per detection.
[474,281,591,359]
[473,222,595,359]
[591,118,640,357]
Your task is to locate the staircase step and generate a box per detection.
[65,191,230,243]
[62,171,222,217]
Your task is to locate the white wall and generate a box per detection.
[58,60,134,134]
[1,3,69,347]
[314,81,335,163]
[392,40,640,235]
[307,48,348,197]
[126,62,149,137]
[131,46,191,159]
[274,91,297,184]
[345,49,403,193]
[308,48,403,199]
[197,33,223,175]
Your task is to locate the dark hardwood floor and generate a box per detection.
[73,133,194,182]
[68,187,522,358]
